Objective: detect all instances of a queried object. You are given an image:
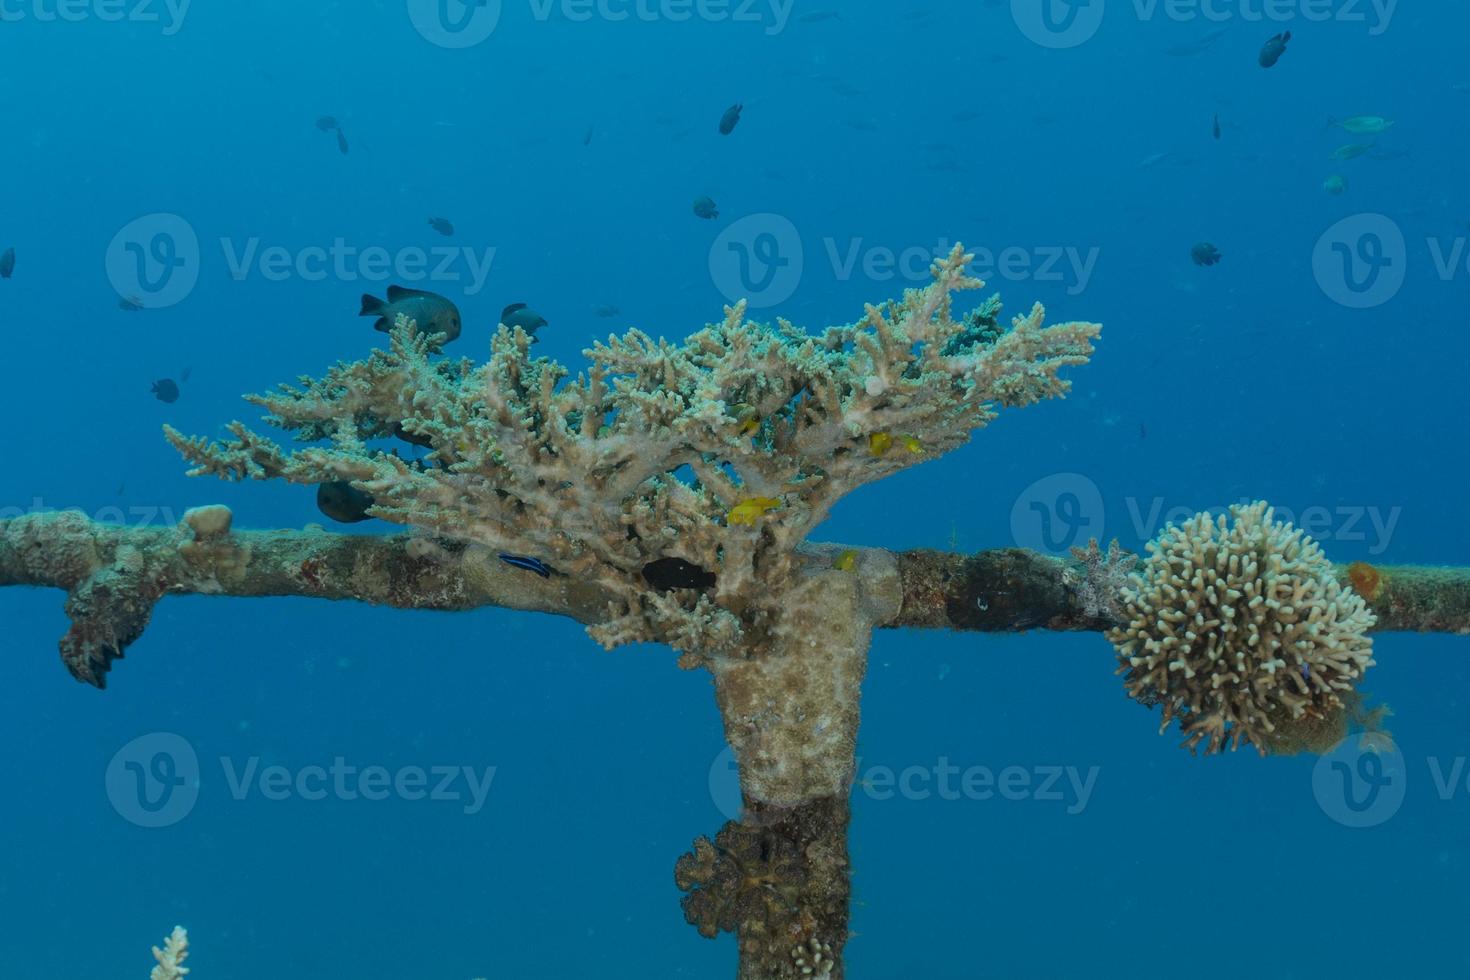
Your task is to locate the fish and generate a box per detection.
[718,103,743,135]
[693,196,719,220]
[500,302,548,342]
[427,216,455,236]
[1212,113,1221,140]
[1190,242,1222,266]
[336,129,349,154]
[1323,174,1347,195]
[832,549,858,572]
[151,379,180,403]
[118,295,146,311]
[1258,30,1290,68]
[642,557,716,591]
[868,432,893,456]
[591,303,621,318]
[498,553,553,578]
[1330,142,1375,161]
[1164,27,1228,56]
[179,366,192,383]
[583,123,595,146]
[1137,151,1169,169]
[317,481,376,523]
[727,497,780,526]
[1330,115,1394,135]
[315,116,339,131]
[359,285,462,344]
[0,247,13,278]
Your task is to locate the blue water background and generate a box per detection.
[2,2,1468,976]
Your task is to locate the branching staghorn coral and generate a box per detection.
[165,244,1097,813]
[150,926,189,980]
[1108,501,1378,755]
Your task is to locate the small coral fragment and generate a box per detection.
[149,926,190,980]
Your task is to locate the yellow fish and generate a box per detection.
[868,432,893,456]
[899,435,923,454]
[727,497,781,526]
[833,549,858,571]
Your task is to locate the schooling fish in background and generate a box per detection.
[317,480,376,524]
[583,122,595,146]
[1258,30,1290,68]
[1330,115,1396,135]
[336,129,349,155]
[591,303,621,318]
[693,196,719,219]
[0,246,14,278]
[1163,27,1228,56]
[718,103,743,135]
[360,285,462,345]
[151,379,181,403]
[119,295,146,311]
[1212,113,1221,140]
[315,115,339,132]
[500,303,548,342]
[427,216,455,236]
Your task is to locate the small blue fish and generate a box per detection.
[498,553,553,578]
[1300,663,1311,683]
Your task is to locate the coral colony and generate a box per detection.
[2,246,1429,978]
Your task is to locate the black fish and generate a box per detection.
[428,216,455,236]
[1212,113,1221,140]
[693,196,719,220]
[583,123,595,146]
[498,553,553,578]
[718,103,743,135]
[1259,31,1290,68]
[591,303,620,318]
[0,247,14,279]
[642,557,716,591]
[500,302,548,342]
[360,285,462,344]
[151,379,180,403]
[317,481,375,523]
[1191,242,1222,266]
[336,129,349,154]
[119,295,145,311]
[315,115,339,132]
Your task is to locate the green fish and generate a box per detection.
[359,285,462,345]
[1324,175,1347,195]
[1330,142,1375,160]
[1330,115,1395,135]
